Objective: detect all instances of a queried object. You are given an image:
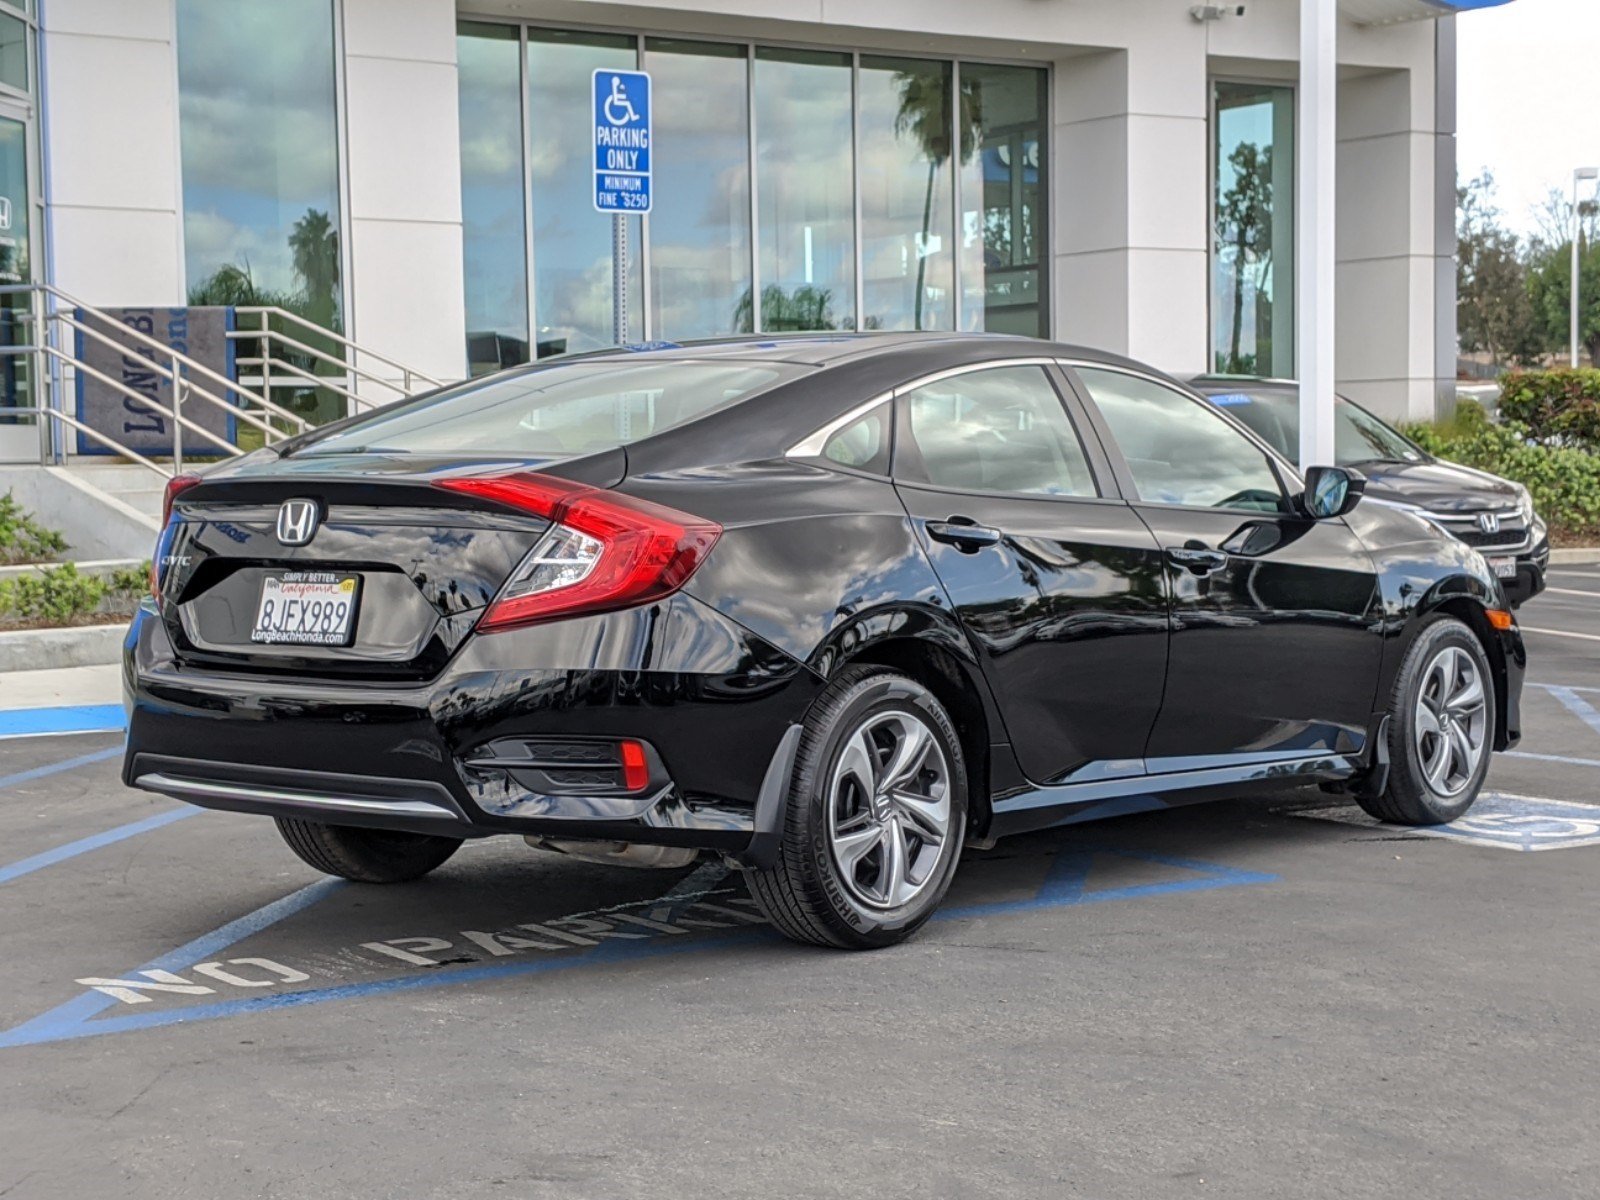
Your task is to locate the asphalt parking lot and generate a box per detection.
[3,572,1599,1199]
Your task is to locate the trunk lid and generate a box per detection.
[156,450,623,679]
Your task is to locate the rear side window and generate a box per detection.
[297,360,796,458]
[1077,368,1287,513]
[895,366,1099,498]
[822,400,891,474]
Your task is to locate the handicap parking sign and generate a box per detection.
[593,69,652,214]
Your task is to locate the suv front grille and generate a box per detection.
[1428,510,1530,552]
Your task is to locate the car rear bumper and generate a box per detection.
[122,596,821,860]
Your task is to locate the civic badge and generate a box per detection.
[276,499,320,546]
[1477,512,1501,535]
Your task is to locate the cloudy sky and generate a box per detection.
[1457,0,1600,238]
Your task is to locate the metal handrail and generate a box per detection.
[233,305,443,390]
[234,353,377,414]
[31,407,171,481]
[31,342,244,462]
[53,313,301,443]
[0,282,282,416]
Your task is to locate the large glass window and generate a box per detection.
[528,29,642,356]
[458,23,528,376]
[645,39,751,339]
[0,9,27,93]
[456,29,1049,360]
[754,48,854,332]
[177,0,344,425]
[859,57,955,332]
[0,112,32,428]
[899,366,1097,497]
[960,65,1046,336]
[177,0,342,330]
[1212,82,1295,377]
[1078,368,1286,513]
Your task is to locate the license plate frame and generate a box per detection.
[250,571,362,647]
[1488,556,1517,581]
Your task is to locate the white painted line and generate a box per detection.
[1542,587,1600,599]
[1520,626,1600,643]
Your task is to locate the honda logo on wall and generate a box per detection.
[276,499,320,546]
[1477,512,1501,535]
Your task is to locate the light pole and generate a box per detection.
[1572,167,1598,370]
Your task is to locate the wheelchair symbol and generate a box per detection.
[603,76,640,126]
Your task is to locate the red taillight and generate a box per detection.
[151,474,202,599]
[436,472,721,632]
[619,739,650,792]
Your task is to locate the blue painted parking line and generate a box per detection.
[0,848,1275,1049]
[1542,686,1600,740]
[0,704,126,741]
[0,878,344,1049]
[0,745,122,792]
[0,807,198,886]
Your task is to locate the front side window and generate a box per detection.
[1078,369,1286,513]
[896,366,1097,497]
[1212,82,1294,377]
[299,361,796,459]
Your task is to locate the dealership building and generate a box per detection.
[0,0,1513,486]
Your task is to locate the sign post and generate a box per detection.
[593,68,652,346]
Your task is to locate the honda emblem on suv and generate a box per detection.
[1477,512,1501,535]
[276,499,320,546]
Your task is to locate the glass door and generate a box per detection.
[0,101,37,460]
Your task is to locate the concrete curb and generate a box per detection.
[1550,548,1600,566]
[0,625,127,673]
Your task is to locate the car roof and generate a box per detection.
[555,332,1154,373]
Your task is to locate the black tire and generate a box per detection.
[275,818,463,883]
[1358,616,1496,826]
[747,665,968,949]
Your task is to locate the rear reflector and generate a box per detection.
[619,739,650,792]
[435,472,720,631]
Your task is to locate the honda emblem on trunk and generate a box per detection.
[276,499,320,546]
[1477,512,1500,535]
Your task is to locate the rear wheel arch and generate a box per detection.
[830,633,997,838]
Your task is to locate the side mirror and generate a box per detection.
[1298,465,1366,520]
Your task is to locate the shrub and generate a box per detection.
[0,561,149,628]
[1497,368,1600,449]
[1403,403,1600,544]
[0,492,69,565]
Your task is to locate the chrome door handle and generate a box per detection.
[927,520,1003,553]
[1165,545,1229,575]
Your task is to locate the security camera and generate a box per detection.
[1190,4,1246,19]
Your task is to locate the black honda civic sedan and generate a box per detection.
[124,335,1525,948]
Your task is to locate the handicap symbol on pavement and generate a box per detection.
[1294,792,1600,852]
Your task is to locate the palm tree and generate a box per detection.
[894,67,983,330]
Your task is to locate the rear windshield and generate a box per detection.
[1203,389,1425,468]
[296,360,796,458]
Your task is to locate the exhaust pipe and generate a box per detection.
[523,836,698,870]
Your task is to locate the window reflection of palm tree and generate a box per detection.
[893,69,982,331]
[1216,143,1273,374]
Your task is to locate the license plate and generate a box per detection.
[251,571,361,646]
[1489,556,1517,580]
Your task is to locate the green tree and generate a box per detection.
[1526,185,1600,366]
[1456,172,1545,367]
[288,208,341,332]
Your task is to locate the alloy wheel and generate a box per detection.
[1413,645,1489,799]
[825,709,952,910]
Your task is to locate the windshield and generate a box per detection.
[1202,389,1425,468]
[297,360,797,458]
